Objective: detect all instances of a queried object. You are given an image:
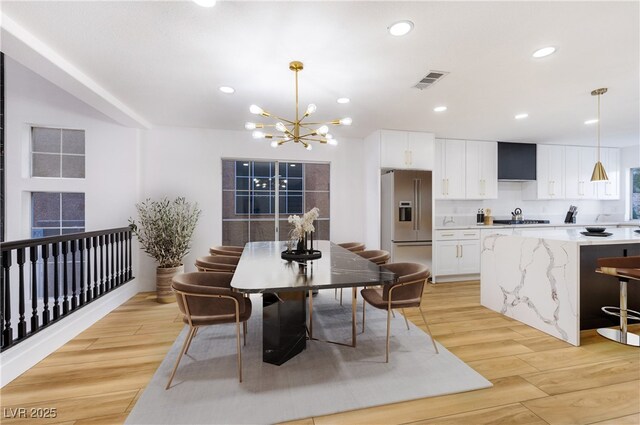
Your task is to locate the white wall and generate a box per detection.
[137,126,365,291]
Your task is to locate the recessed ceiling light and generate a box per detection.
[584,119,599,125]
[532,46,556,58]
[433,106,447,112]
[337,97,350,104]
[515,113,529,120]
[388,20,414,36]
[193,0,216,7]
[219,86,235,94]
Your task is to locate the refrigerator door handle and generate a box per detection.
[416,178,422,231]
[412,179,418,231]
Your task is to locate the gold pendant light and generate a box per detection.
[245,61,351,150]
[590,87,609,181]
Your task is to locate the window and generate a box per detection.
[632,168,640,219]
[222,160,330,245]
[31,192,85,237]
[31,127,85,178]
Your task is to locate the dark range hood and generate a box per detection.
[498,142,537,181]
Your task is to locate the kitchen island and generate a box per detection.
[481,228,640,345]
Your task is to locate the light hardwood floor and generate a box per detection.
[1,281,638,425]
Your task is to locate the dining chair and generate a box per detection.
[166,272,252,388]
[336,249,391,304]
[360,262,438,362]
[335,242,367,303]
[209,245,244,257]
[595,255,640,346]
[195,255,239,274]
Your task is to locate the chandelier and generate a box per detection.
[590,87,609,182]
[245,61,351,150]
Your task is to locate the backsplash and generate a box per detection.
[435,182,626,226]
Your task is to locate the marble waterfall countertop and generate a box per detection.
[480,228,640,346]
[434,221,640,231]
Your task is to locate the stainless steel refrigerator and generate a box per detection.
[381,170,432,268]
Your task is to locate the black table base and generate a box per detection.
[262,291,307,365]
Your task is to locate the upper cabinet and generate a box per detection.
[379,130,434,170]
[565,146,597,199]
[596,147,620,200]
[434,139,466,199]
[528,144,565,199]
[465,140,498,199]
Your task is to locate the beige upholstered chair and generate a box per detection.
[195,255,239,274]
[357,249,391,265]
[361,262,438,362]
[209,245,244,257]
[338,242,366,252]
[166,272,252,388]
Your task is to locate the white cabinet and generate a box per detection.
[465,140,498,199]
[434,139,466,199]
[380,130,434,170]
[534,144,565,199]
[596,147,620,200]
[433,229,480,280]
[565,146,597,199]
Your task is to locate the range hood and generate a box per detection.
[498,142,536,181]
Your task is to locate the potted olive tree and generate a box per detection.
[130,197,201,303]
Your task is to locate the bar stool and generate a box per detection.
[595,256,640,347]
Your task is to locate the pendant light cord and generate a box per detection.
[597,93,601,162]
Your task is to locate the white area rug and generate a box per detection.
[126,291,491,425]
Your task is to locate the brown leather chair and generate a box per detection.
[596,256,640,347]
[166,272,252,388]
[338,242,366,252]
[357,249,391,265]
[195,255,239,274]
[361,262,438,362]
[209,245,244,257]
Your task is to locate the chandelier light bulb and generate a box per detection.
[339,117,353,126]
[306,144,313,151]
[249,105,264,115]
[270,141,279,148]
[328,138,338,146]
[275,122,287,132]
[305,104,317,115]
[245,122,257,130]
[317,125,329,135]
[252,130,266,139]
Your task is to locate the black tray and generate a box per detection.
[281,249,322,262]
[635,229,640,234]
[580,231,612,237]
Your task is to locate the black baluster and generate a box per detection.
[110,234,115,290]
[70,240,77,310]
[61,241,69,314]
[127,230,132,280]
[119,231,124,285]
[93,236,99,297]
[1,250,13,348]
[79,239,85,306]
[16,248,27,339]
[114,233,120,286]
[29,246,39,332]
[99,235,105,294]
[86,238,92,301]
[41,244,50,326]
[52,242,60,320]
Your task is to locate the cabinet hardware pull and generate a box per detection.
[463,233,475,236]
[442,233,454,236]
[460,244,463,257]
[456,245,460,258]
[442,179,446,196]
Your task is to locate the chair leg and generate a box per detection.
[236,319,243,382]
[401,308,410,330]
[340,288,343,305]
[185,326,198,354]
[391,309,396,318]
[419,306,439,354]
[362,300,366,333]
[166,326,196,390]
[243,321,247,346]
[386,306,392,363]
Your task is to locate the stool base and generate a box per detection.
[597,328,640,347]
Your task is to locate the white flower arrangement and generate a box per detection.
[288,207,319,241]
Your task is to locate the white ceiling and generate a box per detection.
[2,1,639,147]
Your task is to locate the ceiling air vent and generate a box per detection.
[413,71,449,90]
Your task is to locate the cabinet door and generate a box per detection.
[537,145,565,199]
[380,130,408,169]
[465,141,482,199]
[444,140,466,199]
[434,241,459,275]
[597,148,620,199]
[407,132,434,170]
[564,146,581,199]
[480,141,498,199]
[458,240,480,274]
[578,147,597,199]
[434,139,447,199]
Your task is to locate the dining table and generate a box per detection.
[230,240,396,366]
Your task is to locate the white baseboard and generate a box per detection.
[0,279,141,388]
[432,274,480,283]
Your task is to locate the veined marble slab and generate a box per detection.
[480,228,640,346]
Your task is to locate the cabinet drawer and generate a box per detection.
[435,229,480,240]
